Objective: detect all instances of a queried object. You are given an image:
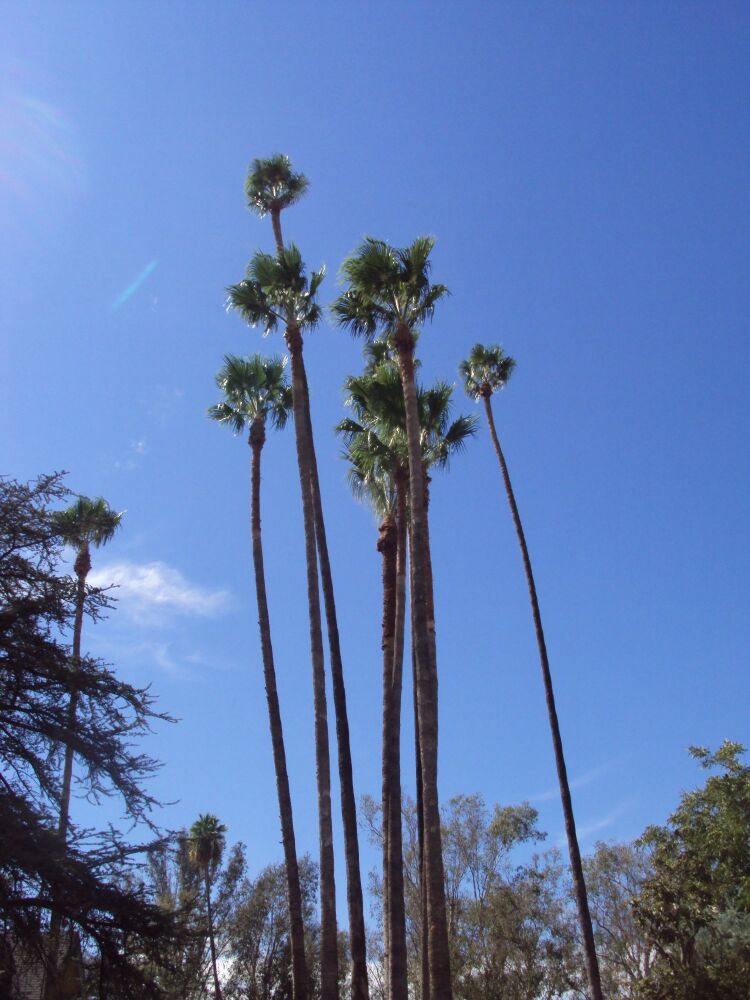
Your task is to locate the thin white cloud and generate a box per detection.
[556,798,636,848]
[90,560,230,619]
[529,762,611,804]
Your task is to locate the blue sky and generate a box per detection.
[2,2,749,909]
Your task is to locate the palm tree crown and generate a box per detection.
[459,343,516,400]
[246,154,309,219]
[52,496,123,552]
[228,245,324,337]
[208,354,292,435]
[188,814,227,873]
[332,237,448,345]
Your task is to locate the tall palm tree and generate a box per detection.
[244,156,370,1000]
[340,369,476,1000]
[227,244,340,1000]
[50,496,123,841]
[459,343,604,1000]
[189,814,227,1000]
[246,153,309,254]
[331,226,450,1000]
[208,353,309,1000]
[45,497,122,1000]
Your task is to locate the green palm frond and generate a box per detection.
[459,343,516,400]
[332,236,448,344]
[51,496,123,549]
[188,814,227,871]
[228,246,325,336]
[208,353,292,436]
[246,154,309,218]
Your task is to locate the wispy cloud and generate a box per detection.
[529,762,612,804]
[556,798,636,848]
[89,560,230,619]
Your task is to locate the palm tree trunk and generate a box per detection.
[205,868,223,1000]
[302,367,369,1000]
[394,325,452,1000]
[409,526,429,1000]
[285,324,339,1000]
[250,423,309,1000]
[481,393,604,1000]
[387,480,408,1000]
[46,553,89,1000]
[378,504,408,1000]
[378,513,397,1000]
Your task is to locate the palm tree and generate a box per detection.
[188,814,227,1000]
[208,353,309,1000]
[243,156,370,1000]
[340,368,476,1000]
[45,496,122,1000]
[228,244,340,1000]
[50,496,123,841]
[459,343,604,1000]
[331,220,450,1000]
[246,153,309,254]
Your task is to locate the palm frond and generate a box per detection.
[246,154,309,217]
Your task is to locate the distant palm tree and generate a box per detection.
[51,497,123,841]
[459,343,604,1000]
[45,497,122,1000]
[245,153,309,254]
[243,156,370,1000]
[209,353,309,1000]
[228,243,341,1000]
[189,814,227,1000]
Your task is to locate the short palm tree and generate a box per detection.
[228,240,341,1000]
[209,353,309,1000]
[51,496,123,840]
[188,814,227,1000]
[242,157,370,1000]
[459,343,604,1000]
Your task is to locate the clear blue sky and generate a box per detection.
[3,2,749,906]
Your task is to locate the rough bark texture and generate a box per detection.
[249,422,309,1000]
[286,325,339,1000]
[395,325,452,1000]
[45,548,90,1000]
[482,392,604,1000]
[387,479,408,1000]
[379,513,397,1000]
[302,368,369,1000]
[205,869,223,1000]
[409,538,429,1000]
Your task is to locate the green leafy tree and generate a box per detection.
[459,344,603,1000]
[209,354,310,1000]
[633,742,750,999]
[0,474,173,999]
[189,816,228,1000]
[333,238,453,1000]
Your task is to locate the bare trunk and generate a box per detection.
[379,513,397,1000]
[395,327,452,1000]
[482,393,604,1000]
[286,325,339,1000]
[250,425,309,1000]
[205,868,223,1000]
[410,532,429,1000]
[387,480,408,1000]
[46,550,89,1000]
[302,367,369,1000]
